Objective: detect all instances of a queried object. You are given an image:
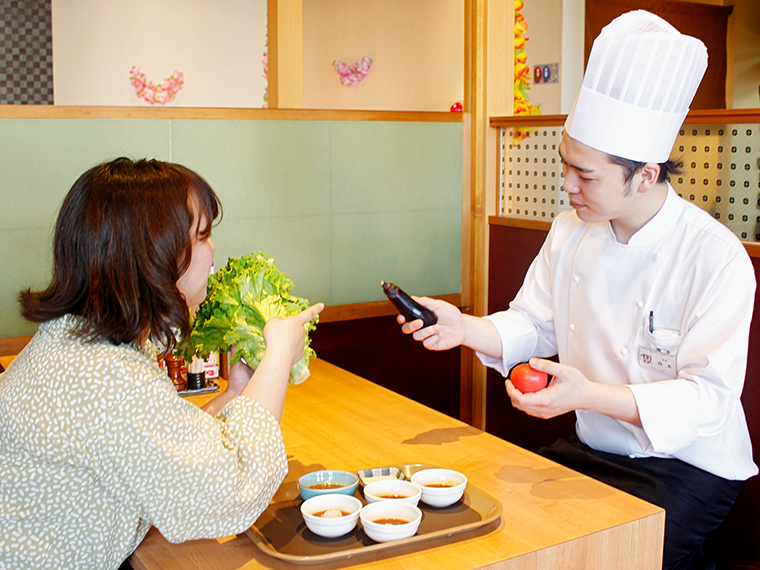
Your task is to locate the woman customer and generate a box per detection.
[0,158,322,570]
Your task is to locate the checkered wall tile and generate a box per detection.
[0,0,53,105]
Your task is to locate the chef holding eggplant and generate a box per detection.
[393,11,756,570]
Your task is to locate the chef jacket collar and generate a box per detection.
[607,183,679,246]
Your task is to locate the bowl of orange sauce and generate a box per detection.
[362,479,422,506]
[300,494,362,537]
[359,501,422,542]
[410,468,467,508]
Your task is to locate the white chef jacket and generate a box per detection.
[479,185,757,480]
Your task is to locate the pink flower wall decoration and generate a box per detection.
[332,57,372,87]
[262,32,268,108]
[129,66,184,105]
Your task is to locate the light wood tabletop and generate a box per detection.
[129,358,664,570]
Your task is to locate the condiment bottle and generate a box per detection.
[164,353,186,391]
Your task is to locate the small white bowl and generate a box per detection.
[360,501,422,543]
[410,468,467,508]
[300,494,362,538]
[363,479,422,506]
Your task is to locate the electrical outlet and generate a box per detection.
[533,63,560,84]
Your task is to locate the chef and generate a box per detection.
[397,10,757,570]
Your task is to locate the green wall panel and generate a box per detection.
[211,215,332,306]
[329,122,463,214]
[0,228,52,336]
[0,119,171,230]
[170,120,332,219]
[331,208,462,304]
[0,119,172,336]
[0,118,461,338]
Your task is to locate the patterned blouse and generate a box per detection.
[0,315,288,570]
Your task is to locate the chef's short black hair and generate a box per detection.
[607,154,683,185]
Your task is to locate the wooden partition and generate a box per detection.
[0,105,467,422]
[484,220,576,449]
[310,314,462,420]
[0,106,463,339]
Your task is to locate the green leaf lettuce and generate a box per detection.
[182,251,318,384]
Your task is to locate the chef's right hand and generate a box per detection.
[398,297,466,351]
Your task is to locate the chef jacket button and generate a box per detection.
[620,348,628,357]
[636,300,644,308]
[569,324,576,331]
[628,454,636,459]
[652,253,659,261]
[573,275,581,283]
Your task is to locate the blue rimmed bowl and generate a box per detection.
[297,470,359,501]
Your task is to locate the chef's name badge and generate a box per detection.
[638,346,676,373]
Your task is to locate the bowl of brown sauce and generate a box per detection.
[359,501,422,542]
[410,468,467,508]
[298,469,359,500]
[363,479,422,506]
[300,494,362,538]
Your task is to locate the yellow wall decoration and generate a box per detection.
[514,0,540,143]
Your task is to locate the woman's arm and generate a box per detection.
[201,303,324,419]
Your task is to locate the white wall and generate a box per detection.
[560,0,584,114]
[302,0,464,112]
[52,0,267,107]
[51,1,751,111]
[518,0,583,115]
[732,0,760,109]
[520,0,562,114]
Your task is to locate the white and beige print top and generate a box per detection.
[0,315,288,570]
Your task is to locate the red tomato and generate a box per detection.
[509,363,549,393]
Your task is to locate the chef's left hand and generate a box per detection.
[505,358,591,419]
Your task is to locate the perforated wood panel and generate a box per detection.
[672,125,760,241]
[500,124,760,242]
[500,128,568,221]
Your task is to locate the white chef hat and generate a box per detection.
[564,10,708,163]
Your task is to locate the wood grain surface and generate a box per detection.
[130,358,664,570]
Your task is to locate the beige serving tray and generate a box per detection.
[245,464,503,565]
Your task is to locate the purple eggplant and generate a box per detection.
[381,281,438,328]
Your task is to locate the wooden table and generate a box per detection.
[129,358,664,570]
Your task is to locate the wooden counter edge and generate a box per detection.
[490,109,760,128]
[486,510,664,570]
[0,106,464,123]
[129,507,665,570]
[319,293,463,323]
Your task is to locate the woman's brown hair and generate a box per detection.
[20,158,222,354]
